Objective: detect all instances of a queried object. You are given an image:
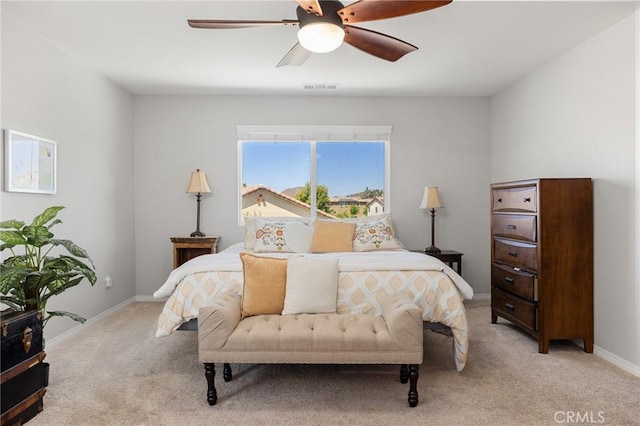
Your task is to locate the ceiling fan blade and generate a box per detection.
[337,1,452,24]
[188,19,298,29]
[343,25,417,62]
[276,42,312,68]
[295,0,324,16]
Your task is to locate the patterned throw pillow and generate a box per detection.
[243,217,311,250]
[353,216,404,251]
[253,220,313,253]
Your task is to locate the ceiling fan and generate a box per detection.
[188,0,452,67]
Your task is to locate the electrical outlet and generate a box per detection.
[105,276,113,288]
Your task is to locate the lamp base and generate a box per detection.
[190,230,206,237]
[424,246,441,254]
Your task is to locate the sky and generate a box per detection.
[242,141,384,197]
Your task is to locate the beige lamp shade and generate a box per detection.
[419,187,443,210]
[186,169,211,194]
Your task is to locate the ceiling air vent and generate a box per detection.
[303,83,338,90]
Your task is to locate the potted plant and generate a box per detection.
[0,206,96,420]
[0,206,96,326]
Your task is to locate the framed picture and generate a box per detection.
[4,129,57,194]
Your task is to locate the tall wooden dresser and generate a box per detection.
[490,178,593,353]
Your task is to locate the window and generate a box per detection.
[238,126,391,223]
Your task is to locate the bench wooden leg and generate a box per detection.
[408,364,419,407]
[223,363,232,382]
[204,363,217,406]
[400,364,408,384]
[205,362,419,407]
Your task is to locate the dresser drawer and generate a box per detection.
[492,214,537,242]
[492,186,537,213]
[491,286,537,334]
[493,238,537,272]
[491,263,537,301]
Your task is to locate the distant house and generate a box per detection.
[367,197,384,216]
[242,185,336,219]
[329,196,371,217]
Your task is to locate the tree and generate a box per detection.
[295,182,332,214]
[349,205,360,217]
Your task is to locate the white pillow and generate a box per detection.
[243,216,311,250]
[353,215,405,252]
[253,220,313,253]
[282,256,339,315]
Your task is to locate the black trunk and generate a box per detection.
[1,310,47,424]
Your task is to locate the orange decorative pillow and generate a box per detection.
[239,252,287,318]
[309,221,356,253]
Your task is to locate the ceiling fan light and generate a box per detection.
[297,22,345,53]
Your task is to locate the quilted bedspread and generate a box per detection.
[154,244,474,371]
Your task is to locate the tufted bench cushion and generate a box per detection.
[198,292,424,407]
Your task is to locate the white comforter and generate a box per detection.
[154,243,474,300]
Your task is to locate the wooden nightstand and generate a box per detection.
[170,236,220,269]
[411,249,463,275]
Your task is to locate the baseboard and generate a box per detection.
[135,295,166,302]
[472,293,490,301]
[466,293,639,377]
[594,345,640,378]
[45,297,136,349]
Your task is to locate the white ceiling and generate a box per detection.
[2,1,637,97]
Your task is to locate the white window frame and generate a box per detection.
[237,125,392,224]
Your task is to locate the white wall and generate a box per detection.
[0,14,136,342]
[491,13,638,372]
[134,96,491,298]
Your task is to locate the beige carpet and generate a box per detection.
[29,301,639,426]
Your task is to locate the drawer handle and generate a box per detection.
[504,277,514,284]
[508,251,518,257]
[23,327,33,353]
[523,197,531,202]
[506,224,517,230]
[497,198,503,203]
[505,303,515,311]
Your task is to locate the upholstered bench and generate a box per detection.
[198,292,424,407]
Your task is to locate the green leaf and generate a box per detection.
[41,277,84,301]
[47,219,62,230]
[0,266,31,294]
[0,298,23,311]
[31,206,65,227]
[2,255,33,268]
[0,230,26,246]
[51,240,94,265]
[46,310,86,324]
[22,225,53,248]
[0,220,25,230]
[24,270,57,293]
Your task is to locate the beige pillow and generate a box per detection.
[309,221,356,253]
[282,256,339,315]
[239,252,287,318]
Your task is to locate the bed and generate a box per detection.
[154,237,474,371]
